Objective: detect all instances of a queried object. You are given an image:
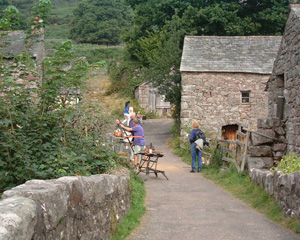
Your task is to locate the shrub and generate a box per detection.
[271,153,300,174]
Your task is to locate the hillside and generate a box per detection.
[46,0,80,39]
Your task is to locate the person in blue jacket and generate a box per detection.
[122,101,130,126]
[189,120,202,172]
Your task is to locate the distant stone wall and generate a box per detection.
[249,169,300,218]
[135,83,171,116]
[135,84,150,112]
[266,5,300,155]
[181,72,269,136]
[0,170,131,240]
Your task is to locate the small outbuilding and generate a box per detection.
[180,35,282,139]
[135,81,172,116]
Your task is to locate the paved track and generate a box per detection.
[127,119,300,240]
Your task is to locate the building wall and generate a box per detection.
[266,5,300,155]
[135,83,172,116]
[135,84,150,111]
[181,72,269,137]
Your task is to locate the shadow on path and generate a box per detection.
[127,119,299,240]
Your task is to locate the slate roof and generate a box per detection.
[292,4,300,17]
[180,36,282,74]
[0,31,42,58]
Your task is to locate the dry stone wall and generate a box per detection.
[267,5,300,155]
[247,117,287,169]
[0,170,130,240]
[135,84,150,112]
[249,169,300,218]
[181,72,269,136]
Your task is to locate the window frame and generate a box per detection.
[241,91,250,104]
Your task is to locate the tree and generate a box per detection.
[0,5,21,30]
[70,0,132,44]
[0,0,9,17]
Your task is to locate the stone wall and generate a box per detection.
[266,5,300,155]
[135,84,150,112]
[181,72,269,136]
[135,82,172,116]
[249,168,300,218]
[247,117,287,169]
[0,170,131,240]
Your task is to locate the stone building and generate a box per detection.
[249,4,300,167]
[135,81,172,116]
[180,36,281,139]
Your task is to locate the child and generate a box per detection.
[136,111,143,124]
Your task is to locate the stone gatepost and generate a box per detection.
[247,117,287,170]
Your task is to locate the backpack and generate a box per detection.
[195,129,209,147]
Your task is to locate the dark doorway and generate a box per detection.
[222,124,238,141]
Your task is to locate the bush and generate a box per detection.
[107,59,143,98]
[271,153,300,174]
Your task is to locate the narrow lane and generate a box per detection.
[127,119,299,240]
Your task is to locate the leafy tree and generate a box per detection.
[0,5,20,30]
[0,0,9,17]
[141,15,184,114]
[70,0,132,44]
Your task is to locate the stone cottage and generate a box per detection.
[180,36,282,139]
[135,81,172,116]
[249,4,300,164]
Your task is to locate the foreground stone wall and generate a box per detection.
[249,169,300,218]
[181,72,269,136]
[0,170,130,240]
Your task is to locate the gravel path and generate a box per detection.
[127,119,300,240]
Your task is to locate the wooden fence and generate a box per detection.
[213,122,249,172]
[211,122,287,172]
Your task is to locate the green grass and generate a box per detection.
[45,40,124,64]
[73,44,124,64]
[45,0,80,39]
[45,24,70,39]
[111,170,146,240]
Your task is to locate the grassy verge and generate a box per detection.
[169,135,300,236]
[111,171,146,240]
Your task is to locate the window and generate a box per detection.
[241,91,250,103]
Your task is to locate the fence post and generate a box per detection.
[236,123,242,165]
[241,130,249,172]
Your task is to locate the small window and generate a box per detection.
[241,91,250,103]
